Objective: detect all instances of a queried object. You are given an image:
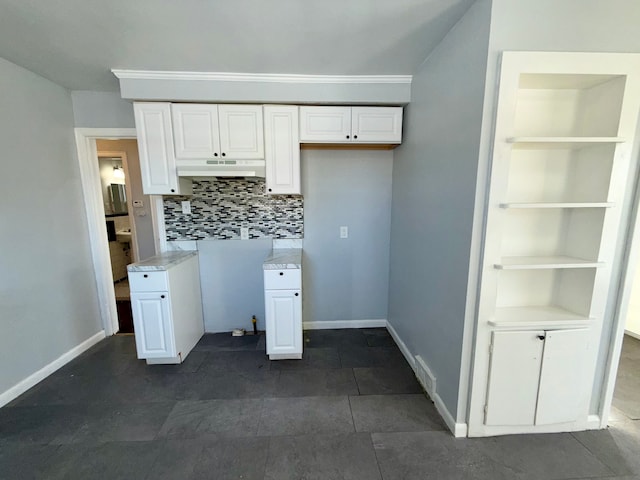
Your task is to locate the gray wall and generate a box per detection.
[0,57,102,398]
[71,91,135,128]
[197,239,272,332]
[387,0,492,418]
[479,0,640,416]
[302,150,393,323]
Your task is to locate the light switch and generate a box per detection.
[240,227,249,240]
[340,226,348,239]
[181,201,191,214]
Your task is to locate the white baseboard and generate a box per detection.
[0,331,106,408]
[387,322,467,437]
[586,414,602,430]
[303,319,387,330]
[625,329,640,340]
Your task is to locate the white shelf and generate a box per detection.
[500,202,614,209]
[489,306,593,330]
[507,137,625,149]
[494,256,604,270]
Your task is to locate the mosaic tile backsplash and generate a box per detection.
[164,179,303,240]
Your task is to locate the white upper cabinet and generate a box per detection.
[299,106,352,142]
[352,107,403,143]
[218,105,265,159]
[264,105,300,195]
[171,104,264,160]
[300,106,402,144]
[171,104,220,159]
[134,102,192,195]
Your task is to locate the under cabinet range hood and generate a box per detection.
[176,159,266,178]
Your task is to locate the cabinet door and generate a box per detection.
[134,103,180,194]
[265,289,302,355]
[264,106,300,194]
[130,292,175,359]
[535,328,590,425]
[171,104,220,159]
[299,106,351,142]
[218,105,264,159]
[352,107,403,143]
[485,330,544,426]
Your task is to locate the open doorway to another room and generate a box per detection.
[95,139,156,335]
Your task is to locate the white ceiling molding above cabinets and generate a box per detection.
[112,70,412,105]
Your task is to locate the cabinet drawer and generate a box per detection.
[129,271,169,292]
[264,269,301,290]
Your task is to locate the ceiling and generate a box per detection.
[0,0,475,92]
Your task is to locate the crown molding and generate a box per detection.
[112,69,412,85]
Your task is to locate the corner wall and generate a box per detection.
[0,57,102,402]
[387,0,492,421]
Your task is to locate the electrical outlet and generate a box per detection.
[340,226,348,239]
[132,200,144,208]
[181,201,191,214]
[240,227,249,240]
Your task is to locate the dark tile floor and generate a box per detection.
[1,329,639,479]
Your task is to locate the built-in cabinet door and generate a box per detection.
[535,328,590,425]
[485,330,544,426]
[218,105,264,159]
[130,292,175,359]
[265,289,302,356]
[264,105,300,194]
[134,102,180,194]
[352,107,403,143]
[299,106,352,142]
[171,104,220,159]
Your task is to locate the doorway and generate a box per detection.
[75,128,163,336]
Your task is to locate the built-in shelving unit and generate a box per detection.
[468,52,640,437]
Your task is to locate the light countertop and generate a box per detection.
[263,248,302,270]
[127,251,197,272]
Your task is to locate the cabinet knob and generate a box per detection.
[279,272,284,276]
[295,292,299,297]
[161,294,165,299]
[143,274,148,278]
[537,335,545,341]
[346,135,350,139]
[354,135,358,139]
[268,188,272,192]
[214,152,218,157]
[170,189,175,193]
[221,152,226,157]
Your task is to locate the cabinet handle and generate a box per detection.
[537,335,545,341]
[214,152,218,157]
[143,274,148,278]
[295,292,299,296]
[279,272,284,276]
[354,135,358,139]
[222,152,226,157]
[346,135,350,139]
[161,294,165,299]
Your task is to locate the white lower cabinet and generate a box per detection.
[264,268,302,360]
[485,328,590,427]
[128,253,204,364]
[130,292,174,358]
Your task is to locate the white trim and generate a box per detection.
[625,329,640,340]
[387,322,468,437]
[112,69,412,85]
[302,319,387,330]
[0,331,105,407]
[386,321,417,369]
[151,195,167,253]
[587,415,602,429]
[75,128,138,336]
